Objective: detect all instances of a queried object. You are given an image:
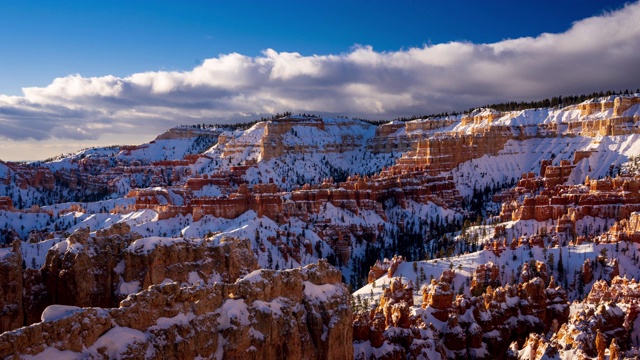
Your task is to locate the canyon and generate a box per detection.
[2,94,640,359]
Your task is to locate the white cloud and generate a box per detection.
[1,2,640,160]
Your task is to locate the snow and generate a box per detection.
[303,282,342,303]
[217,299,251,330]
[41,305,83,322]
[354,340,422,360]
[355,240,640,306]
[86,327,147,358]
[242,269,265,283]
[21,238,59,269]
[199,117,398,190]
[118,281,141,295]
[193,184,222,197]
[114,260,125,274]
[188,271,203,285]
[5,96,640,359]
[0,248,12,261]
[21,348,79,360]
[252,299,286,317]
[249,327,265,341]
[153,312,196,329]
[127,236,185,254]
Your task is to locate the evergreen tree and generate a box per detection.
[557,250,565,280]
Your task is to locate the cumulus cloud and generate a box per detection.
[2,1,640,157]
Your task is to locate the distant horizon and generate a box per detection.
[1,0,639,161]
[3,89,639,163]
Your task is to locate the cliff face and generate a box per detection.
[154,126,222,141]
[121,235,259,291]
[3,164,55,191]
[0,242,22,333]
[394,127,512,175]
[0,259,352,360]
[259,117,373,161]
[498,169,640,242]
[368,118,457,154]
[0,223,263,332]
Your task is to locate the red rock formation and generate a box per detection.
[582,258,594,284]
[519,276,640,359]
[0,241,23,333]
[0,223,266,333]
[394,127,511,176]
[5,163,55,190]
[500,173,640,239]
[470,261,500,296]
[357,271,569,359]
[377,278,414,329]
[354,276,449,359]
[367,255,404,284]
[0,259,353,360]
[422,279,454,321]
[520,260,549,284]
[543,159,574,188]
[154,126,221,141]
[0,197,14,212]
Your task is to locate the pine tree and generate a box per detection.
[577,269,585,297]
[547,252,555,272]
[557,250,564,280]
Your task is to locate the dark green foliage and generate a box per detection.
[472,90,636,113]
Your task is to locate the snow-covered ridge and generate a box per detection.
[454,94,640,135]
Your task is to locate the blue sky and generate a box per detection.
[0,0,639,161]
[0,0,630,95]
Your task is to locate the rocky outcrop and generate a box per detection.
[0,223,263,333]
[513,275,640,359]
[422,278,454,321]
[355,272,570,360]
[0,197,14,212]
[4,163,55,191]
[470,261,500,296]
[520,260,548,284]
[0,259,353,360]
[121,235,258,291]
[354,276,447,360]
[582,258,594,284]
[368,117,457,154]
[154,126,222,141]
[258,117,372,160]
[395,127,512,175]
[367,255,404,283]
[41,225,138,310]
[499,171,640,243]
[0,241,23,333]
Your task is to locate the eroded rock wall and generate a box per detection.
[0,259,353,360]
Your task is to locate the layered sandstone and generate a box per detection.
[499,171,640,242]
[154,126,222,141]
[4,163,54,191]
[368,117,457,153]
[0,224,263,333]
[394,127,511,175]
[0,259,353,360]
[0,242,23,333]
[256,117,372,161]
